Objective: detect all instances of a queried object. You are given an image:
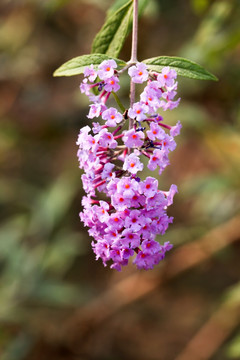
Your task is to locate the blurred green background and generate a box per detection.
[0,0,240,359]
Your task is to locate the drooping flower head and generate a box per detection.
[77,60,181,270]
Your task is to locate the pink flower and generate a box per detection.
[106,177,120,196]
[162,134,176,152]
[101,163,115,179]
[130,192,145,208]
[157,66,177,87]
[133,251,158,270]
[109,248,122,262]
[141,239,161,255]
[116,177,139,198]
[163,184,178,206]
[92,122,103,134]
[102,107,122,127]
[108,213,124,230]
[128,102,148,121]
[147,148,169,173]
[122,248,134,259]
[123,153,144,174]
[121,229,141,248]
[122,128,144,148]
[140,88,160,113]
[84,64,98,82]
[140,177,158,198]
[170,120,182,137]
[128,62,149,83]
[162,241,173,252]
[161,97,181,111]
[87,103,102,119]
[80,78,91,96]
[98,59,117,80]
[139,216,153,238]
[146,81,163,98]
[111,192,130,211]
[124,209,142,232]
[96,128,117,149]
[146,191,166,209]
[104,76,120,92]
[76,125,91,145]
[146,122,165,141]
[94,201,110,223]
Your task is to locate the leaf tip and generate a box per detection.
[211,74,219,82]
[53,67,62,77]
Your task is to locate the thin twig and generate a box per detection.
[129,0,138,127]
[130,0,138,64]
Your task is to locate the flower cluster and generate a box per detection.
[77,59,181,270]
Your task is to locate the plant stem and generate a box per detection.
[130,0,138,64]
[129,0,138,129]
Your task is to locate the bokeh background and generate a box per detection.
[0,0,240,359]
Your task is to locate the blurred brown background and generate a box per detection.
[0,0,240,359]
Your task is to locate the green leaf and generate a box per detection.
[143,56,218,81]
[112,91,126,112]
[107,0,149,19]
[53,54,126,77]
[107,0,132,18]
[91,0,133,58]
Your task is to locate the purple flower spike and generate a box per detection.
[77,57,182,271]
